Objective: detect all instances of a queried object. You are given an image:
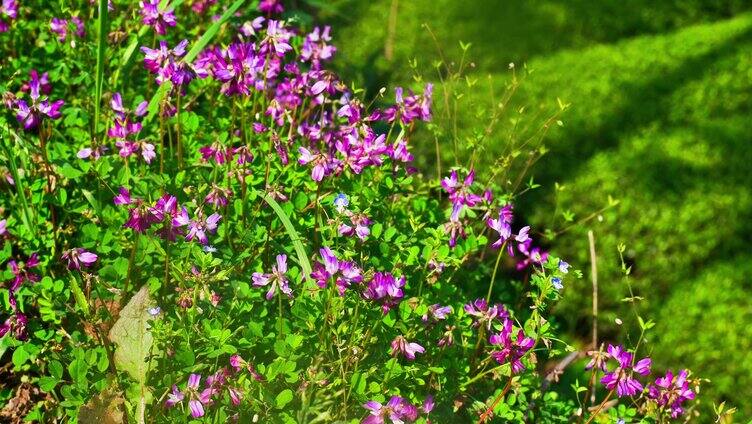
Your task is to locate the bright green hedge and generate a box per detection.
[652,257,752,417]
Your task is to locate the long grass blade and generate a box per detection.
[93,0,110,140]
[259,191,313,280]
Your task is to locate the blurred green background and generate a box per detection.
[308,0,752,418]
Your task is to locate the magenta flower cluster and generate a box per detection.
[0,253,38,340]
[50,16,85,42]
[7,71,64,130]
[166,355,263,418]
[488,318,535,374]
[0,0,17,32]
[140,0,177,35]
[362,395,434,424]
[648,369,696,418]
[114,188,221,245]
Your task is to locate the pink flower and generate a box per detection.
[252,254,292,300]
[390,335,425,360]
[61,248,98,270]
[600,344,652,397]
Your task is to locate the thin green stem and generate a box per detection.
[277,289,284,339]
[123,232,141,297]
[485,242,507,303]
[0,130,33,232]
[583,389,615,424]
[176,89,183,169]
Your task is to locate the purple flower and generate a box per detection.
[50,16,85,42]
[229,354,265,381]
[107,93,148,161]
[648,369,695,418]
[0,0,18,32]
[186,211,221,245]
[488,318,535,374]
[383,84,433,125]
[12,71,64,130]
[298,146,329,181]
[50,18,68,41]
[117,191,161,233]
[438,326,455,348]
[363,272,405,314]
[301,26,336,70]
[464,298,508,329]
[421,395,434,414]
[311,247,363,295]
[261,20,293,57]
[600,344,652,397]
[164,374,209,418]
[585,347,609,372]
[443,206,466,248]
[253,254,292,300]
[487,205,514,249]
[165,385,185,407]
[0,218,7,236]
[390,335,425,360]
[61,248,98,270]
[198,143,233,165]
[515,239,549,270]
[339,213,371,241]
[258,0,284,15]
[0,311,27,341]
[362,396,419,424]
[191,0,217,14]
[113,187,132,205]
[141,40,194,86]
[8,253,40,293]
[204,185,232,208]
[422,304,452,323]
[140,0,177,35]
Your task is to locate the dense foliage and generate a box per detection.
[0,0,722,423]
[327,1,752,417]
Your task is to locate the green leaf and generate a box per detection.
[275,389,294,409]
[60,163,83,179]
[12,347,29,368]
[108,286,155,424]
[350,372,367,395]
[48,360,64,379]
[108,286,155,383]
[371,222,383,238]
[70,275,91,317]
[38,377,59,392]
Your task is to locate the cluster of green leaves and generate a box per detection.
[0,2,581,423]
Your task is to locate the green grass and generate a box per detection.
[325,3,752,417]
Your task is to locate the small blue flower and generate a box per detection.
[558,259,569,274]
[203,245,217,253]
[552,277,563,290]
[148,306,161,317]
[333,193,349,213]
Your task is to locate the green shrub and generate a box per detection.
[652,257,752,417]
